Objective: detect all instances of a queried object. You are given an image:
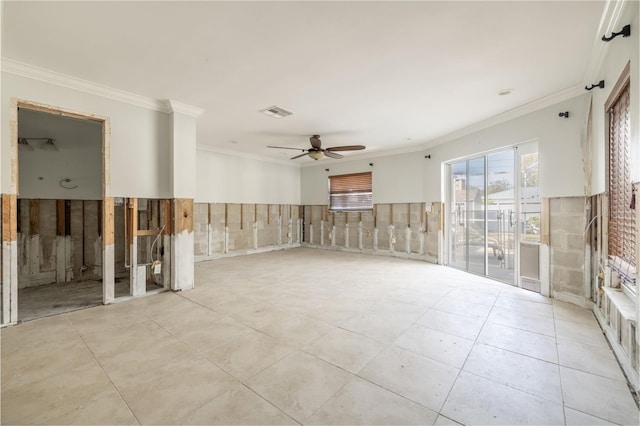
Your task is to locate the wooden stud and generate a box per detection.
[373,204,377,227]
[240,204,244,230]
[173,198,193,234]
[254,203,258,224]
[162,199,172,235]
[137,229,162,237]
[208,203,212,226]
[56,200,64,237]
[267,204,270,225]
[541,198,550,245]
[28,199,39,236]
[224,203,228,228]
[64,200,71,236]
[390,203,394,226]
[2,195,17,243]
[102,197,114,246]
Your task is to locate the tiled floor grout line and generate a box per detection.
[552,300,570,426]
[64,315,143,426]
[432,286,502,423]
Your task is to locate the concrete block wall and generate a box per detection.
[194,203,300,260]
[549,197,587,303]
[302,202,440,261]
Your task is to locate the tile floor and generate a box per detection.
[2,248,638,425]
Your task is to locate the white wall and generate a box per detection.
[425,94,590,203]
[196,149,301,204]
[301,151,424,205]
[589,1,639,194]
[18,108,102,200]
[300,95,589,205]
[1,72,172,198]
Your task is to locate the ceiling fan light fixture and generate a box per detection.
[308,150,325,160]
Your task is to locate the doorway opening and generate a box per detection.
[14,104,112,322]
[446,143,541,289]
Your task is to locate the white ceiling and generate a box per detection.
[3,1,605,163]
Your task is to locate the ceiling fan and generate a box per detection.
[268,135,365,160]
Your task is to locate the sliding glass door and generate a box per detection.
[447,144,539,286]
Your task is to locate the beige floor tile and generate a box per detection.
[434,414,463,425]
[306,376,438,425]
[560,366,639,425]
[395,325,474,368]
[553,300,598,325]
[340,312,415,343]
[180,382,296,425]
[1,314,78,357]
[493,296,554,318]
[432,297,492,320]
[41,388,139,425]
[172,316,256,353]
[259,313,336,347]
[246,350,353,422]
[555,318,609,347]
[204,329,295,380]
[441,372,565,425]
[447,288,498,306]
[463,343,562,401]
[302,327,387,373]
[558,340,626,381]
[487,306,556,337]
[1,360,115,425]
[117,356,239,425]
[478,322,558,363]
[2,336,96,391]
[229,304,295,330]
[82,319,175,358]
[149,303,224,334]
[417,308,484,340]
[358,346,459,412]
[97,336,198,388]
[564,407,617,425]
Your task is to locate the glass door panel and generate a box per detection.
[467,157,486,275]
[486,150,516,283]
[449,161,468,270]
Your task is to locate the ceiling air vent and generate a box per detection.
[260,105,293,119]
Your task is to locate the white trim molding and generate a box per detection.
[2,58,205,116]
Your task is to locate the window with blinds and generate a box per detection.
[607,79,636,287]
[329,172,373,211]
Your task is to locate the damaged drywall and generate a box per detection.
[194,203,300,260]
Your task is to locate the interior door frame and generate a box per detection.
[4,98,113,324]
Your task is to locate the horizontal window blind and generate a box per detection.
[608,80,635,285]
[329,172,373,211]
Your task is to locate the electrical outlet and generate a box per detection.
[391,236,396,244]
[329,232,333,240]
[287,232,291,238]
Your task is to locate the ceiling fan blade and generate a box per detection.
[326,145,366,152]
[324,151,343,159]
[267,145,305,151]
[310,135,322,149]
[290,152,309,160]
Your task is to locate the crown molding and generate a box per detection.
[421,84,586,151]
[167,99,205,118]
[2,58,204,116]
[584,0,629,83]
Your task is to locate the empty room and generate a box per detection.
[1,1,639,425]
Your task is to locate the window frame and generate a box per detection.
[328,171,373,212]
[605,62,636,294]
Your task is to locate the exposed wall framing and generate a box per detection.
[300,202,442,262]
[194,203,301,260]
